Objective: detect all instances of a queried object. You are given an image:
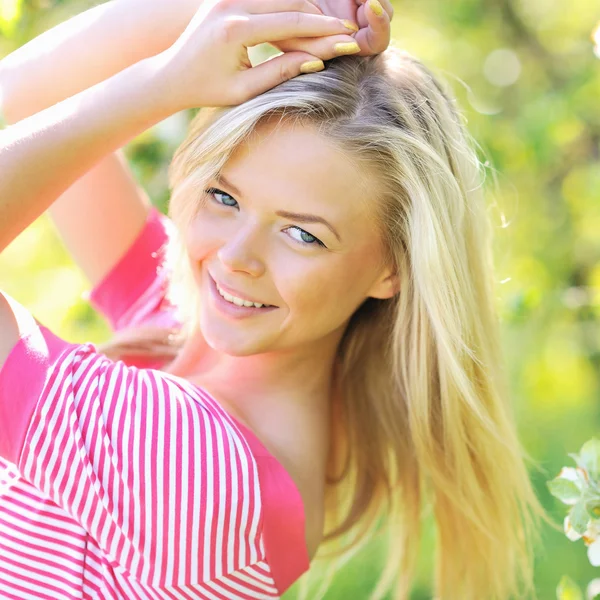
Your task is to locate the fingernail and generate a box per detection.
[300,60,325,74]
[341,20,359,32]
[368,0,384,16]
[334,42,361,55]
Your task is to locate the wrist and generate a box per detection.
[105,55,181,138]
[149,49,196,115]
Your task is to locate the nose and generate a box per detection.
[217,221,266,277]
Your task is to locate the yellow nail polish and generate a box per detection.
[300,60,325,74]
[334,42,361,55]
[368,0,384,16]
[342,19,359,32]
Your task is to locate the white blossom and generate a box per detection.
[559,466,588,491]
[587,578,600,600]
[589,539,600,567]
[564,515,583,541]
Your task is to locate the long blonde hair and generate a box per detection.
[99,45,552,599]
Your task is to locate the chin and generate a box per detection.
[200,319,271,357]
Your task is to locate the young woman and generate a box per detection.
[0,0,549,598]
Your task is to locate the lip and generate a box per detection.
[212,277,273,307]
[208,273,278,318]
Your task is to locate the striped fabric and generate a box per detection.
[0,208,309,599]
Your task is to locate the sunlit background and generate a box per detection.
[2,0,600,597]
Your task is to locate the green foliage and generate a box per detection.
[580,440,600,480]
[549,478,584,506]
[570,500,591,536]
[2,0,600,598]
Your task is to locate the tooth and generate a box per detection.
[217,283,268,307]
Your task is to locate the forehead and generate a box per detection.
[221,119,379,230]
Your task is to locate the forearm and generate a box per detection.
[0,0,199,124]
[0,55,176,253]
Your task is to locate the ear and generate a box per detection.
[368,267,400,300]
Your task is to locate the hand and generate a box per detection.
[155,0,360,110]
[271,0,393,58]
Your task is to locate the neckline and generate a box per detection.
[171,374,311,591]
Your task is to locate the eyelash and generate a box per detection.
[204,187,327,248]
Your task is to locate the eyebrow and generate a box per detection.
[215,174,341,242]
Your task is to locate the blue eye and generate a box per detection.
[285,226,326,248]
[205,187,326,248]
[205,187,238,208]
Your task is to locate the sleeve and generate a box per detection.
[0,315,270,594]
[88,206,181,332]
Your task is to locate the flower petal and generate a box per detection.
[560,467,580,482]
[586,578,600,600]
[565,515,583,541]
[588,539,600,566]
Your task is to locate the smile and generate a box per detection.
[215,281,271,308]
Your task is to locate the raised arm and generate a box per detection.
[0,55,177,252]
[0,0,200,122]
[0,0,201,285]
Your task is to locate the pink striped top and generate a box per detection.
[0,207,310,599]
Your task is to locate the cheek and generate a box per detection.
[186,214,221,261]
[280,258,369,327]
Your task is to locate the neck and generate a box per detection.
[167,328,344,461]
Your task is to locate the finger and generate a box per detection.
[306,0,324,14]
[273,33,362,59]
[236,51,325,101]
[353,0,391,55]
[234,12,359,46]
[356,0,394,19]
[246,0,323,16]
[355,0,393,28]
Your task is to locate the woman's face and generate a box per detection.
[186,118,397,357]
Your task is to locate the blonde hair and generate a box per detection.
[99,46,553,599]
